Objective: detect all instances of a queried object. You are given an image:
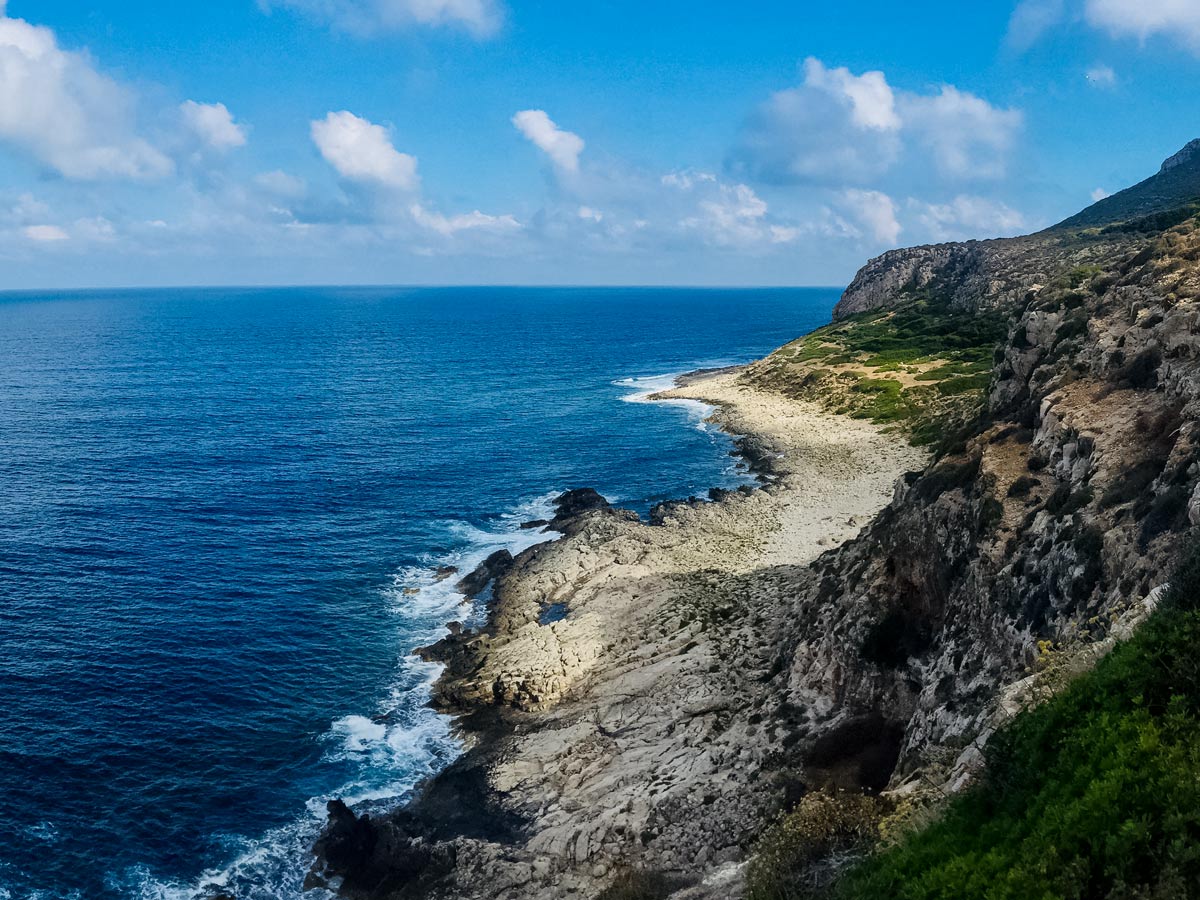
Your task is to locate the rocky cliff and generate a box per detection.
[307,141,1200,900]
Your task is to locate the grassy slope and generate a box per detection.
[743,295,1008,446]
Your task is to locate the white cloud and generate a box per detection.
[1092,187,1111,201]
[181,101,247,151]
[311,111,419,190]
[262,0,503,38]
[730,58,902,184]
[24,224,68,241]
[680,183,805,247]
[1085,0,1200,49]
[731,59,1020,185]
[1007,0,1068,50]
[512,110,585,175]
[577,206,603,221]
[801,57,900,131]
[901,86,1023,180]
[409,203,519,236]
[838,189,902,244]
[0,8,171,179]
[910,195,1026,241]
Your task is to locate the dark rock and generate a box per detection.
[307,796,458,897]
[455,549,514,598]
[550,488,610,522]
[520,518,550,530]
[434,565,459,582]
[649,497,703,526]
[547,488,641,535]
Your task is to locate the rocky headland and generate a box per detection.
[308,139,1200,899]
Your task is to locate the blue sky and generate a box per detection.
[1,0,1199,288]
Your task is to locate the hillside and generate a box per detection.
[1057,139,1200,231]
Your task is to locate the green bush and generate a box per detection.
[833,531,1200,900]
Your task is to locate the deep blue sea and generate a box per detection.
[0,286,835,899]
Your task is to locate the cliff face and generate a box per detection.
[767,146,1200,786]
[310,142,1200,900]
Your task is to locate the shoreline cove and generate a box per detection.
[308,367,927,899]
[136,368,768,900]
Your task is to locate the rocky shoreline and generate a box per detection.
[306,369,926,899]
[305,141,1200,899]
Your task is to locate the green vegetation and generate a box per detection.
[812,532,1200,900]
[751,295,1008,446]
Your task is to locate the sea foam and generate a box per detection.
[128,493,562,900]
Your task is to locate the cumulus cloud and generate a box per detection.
[802,57,900,131]
[1085,0,1200,49]
[311,111,419,190]
[0,8,171,179]
[181,101,247,151]
[512,110,585,175]
[838,189,902,244]
[900,86,1023,180]
[730,58,1020,185]
[1092,187,1111,201]
[679,182,809,248]
[729,58,902,184]
[909,195,1026,241]
[661,170,717,190]
[262,0,503,38]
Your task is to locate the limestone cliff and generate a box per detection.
[308,140,1200,900]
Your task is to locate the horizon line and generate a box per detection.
[0,282,848,295]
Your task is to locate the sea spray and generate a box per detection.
[128,495,561,900]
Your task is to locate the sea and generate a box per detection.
[0,286,836,899]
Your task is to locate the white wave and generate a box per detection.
[331,715,388,753]
[616,372,716,432]
[129,491,563,900]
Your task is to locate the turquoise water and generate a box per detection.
[0,286,835,898]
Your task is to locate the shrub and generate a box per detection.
[1006,475,1039,498]
[747,791,888,900]
[1139,485,1191,548]
[1123,347,1163,389]
[1101,458,1166,508]
[914,456,981,502]
[833,530,1200,900]
[1044,483,1093,517]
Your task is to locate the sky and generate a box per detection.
[1,0,1200,288]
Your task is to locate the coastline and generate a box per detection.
[309,366,927,899]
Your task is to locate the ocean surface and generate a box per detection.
[0,286,836,899]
